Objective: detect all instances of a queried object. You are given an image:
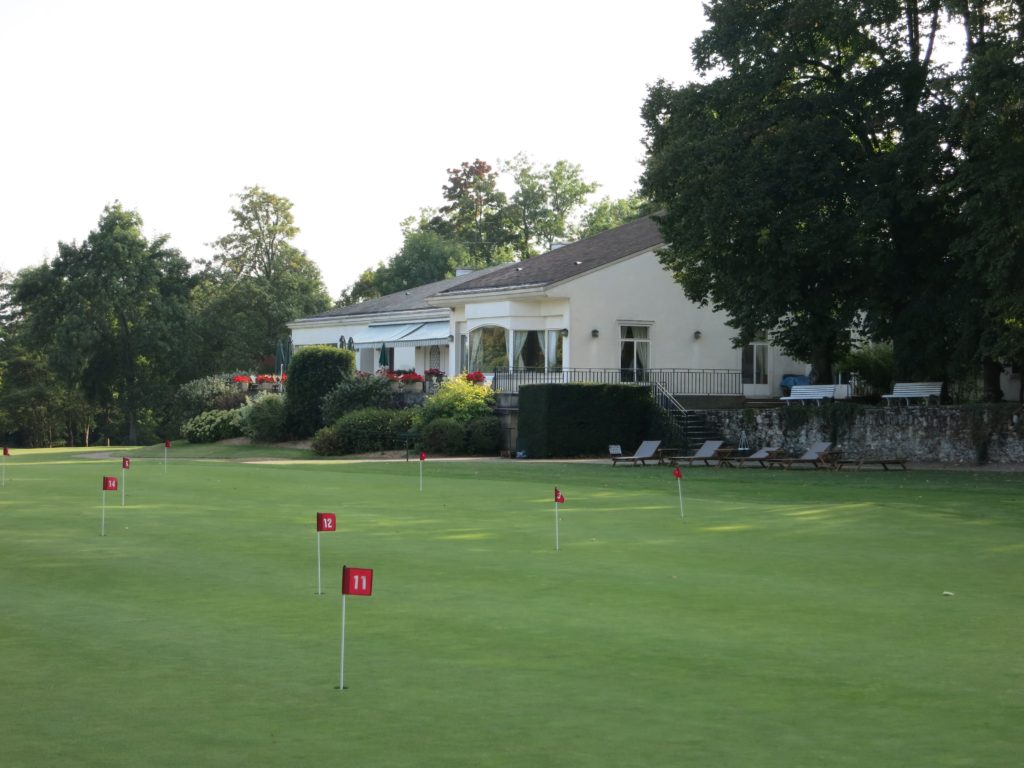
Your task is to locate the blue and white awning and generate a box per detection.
[351,321,452,350]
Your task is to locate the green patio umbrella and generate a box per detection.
[378,342,388,369]
[275,338,291,376]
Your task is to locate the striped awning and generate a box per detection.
[390,321,452,348]
[350,321,452,350]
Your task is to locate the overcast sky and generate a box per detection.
[1,0,707,298]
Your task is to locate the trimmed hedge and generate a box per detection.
[517,384,672,458]
[420,417,465,455]
[284,346,356,438]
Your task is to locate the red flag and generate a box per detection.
[316,512,337,532]
[122,457,131,470]
[165,440,171,449]
[672,467,682,479]
[419,451,426,461]
[2,447,8,456]
[342,566,374,596]
[102,476,118,491]
[554,487,565,504]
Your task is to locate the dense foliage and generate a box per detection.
[284,346,356,438]
[641,0,1023,396]
[241,393,289,443]
[181,409,243,444]
[311,408,415,456]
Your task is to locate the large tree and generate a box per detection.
[946,3,1024,400]
[503,154,598,256]
[199,186,330,369]
[11,204,192,443]
[641,1,961,382]
[426,160,513,266]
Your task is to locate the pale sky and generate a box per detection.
[0,0,706,298]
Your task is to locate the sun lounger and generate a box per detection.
[766,442,836,470]
[731,447,782,468]
[610,440,661,466]
[670,440,725,467]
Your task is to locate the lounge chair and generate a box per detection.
[766,442,836,470]
[670,440,725,467]
[610,440,661,466]
[731,446,782,468]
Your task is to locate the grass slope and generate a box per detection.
[1,449,1022,767]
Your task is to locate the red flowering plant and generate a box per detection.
[425,368,445,378]
[400,372,425,383]
[465,371,486,383]
[232,374,254,384]
[255,374,276,384]
[378,368,401,381]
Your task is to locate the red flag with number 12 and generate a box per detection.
[317,513,337,532]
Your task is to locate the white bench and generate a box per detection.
[882,382,943,405]
[780,384,836,404]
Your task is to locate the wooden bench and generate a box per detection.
[780,384,836,404]
[882,382,943,405]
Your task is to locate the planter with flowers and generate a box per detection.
[465,371,487,385]
[232,374,255,391]
[400,371,425,392]
[425,368,445,382]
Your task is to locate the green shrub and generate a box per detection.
[181,409,243,444]
[465,415,501,455]
[285,346,356,438]
[173,376,237,424]
[421,417,465,455]
[414,378,494,429]
[242,393,288,443]
[322,375,394,423]
[311,407,415,456]
[839,342,894,397]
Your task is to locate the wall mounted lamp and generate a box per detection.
[591,329,600,338]
[693,330,702,340]
[447,334,455,342]
[560,328,569,338]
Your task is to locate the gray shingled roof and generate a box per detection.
[437,215,664,296]
[305,264,508,319]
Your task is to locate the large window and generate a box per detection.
[620,325,650,381]
[468,326,509,372]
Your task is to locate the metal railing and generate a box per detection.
[491,367,743,396]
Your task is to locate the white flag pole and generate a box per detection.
[316,531,323,596]
[419,460,423,492]
[339,594,347,690]
[164,445,168,474]
[101,492,106,537]
[2,455,6,487]
[554,500,560,551]
[121,468,126,507]
[677,477,684,518]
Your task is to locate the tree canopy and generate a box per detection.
[641,0,1023,395]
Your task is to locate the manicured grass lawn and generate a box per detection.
[2,448,1022,767]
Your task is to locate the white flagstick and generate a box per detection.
[2,455,6,488]
[554,500,560,551]
[101,491,106,537]
[419,460,423,492]
[677,478,684,518]
[339,594,347,690]
[121,468,126,507]
[316,531,323,596]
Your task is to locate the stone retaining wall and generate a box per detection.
[702,404,1024,465]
